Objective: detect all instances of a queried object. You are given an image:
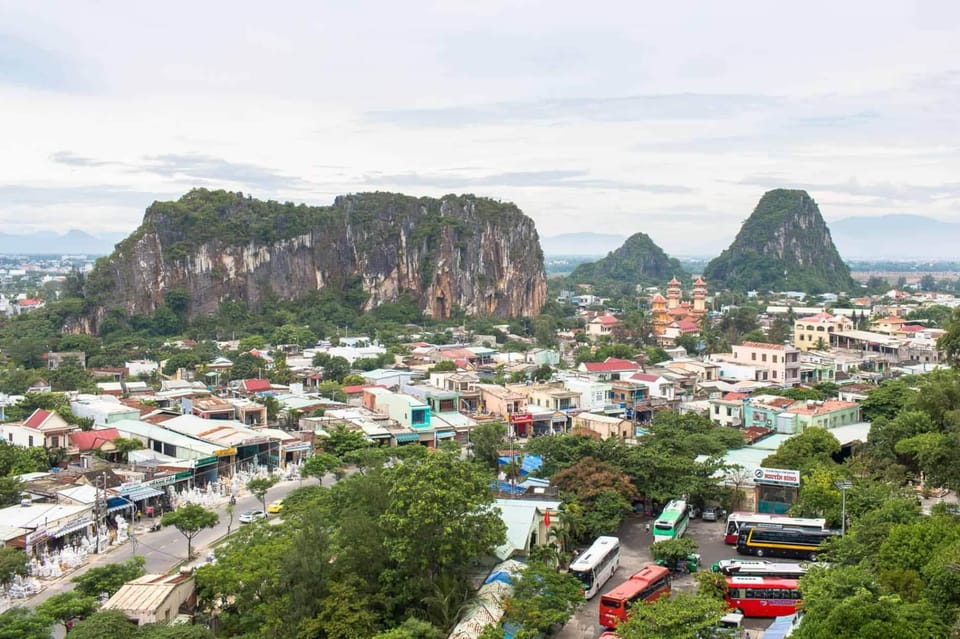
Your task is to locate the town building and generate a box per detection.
[793,312,854,351]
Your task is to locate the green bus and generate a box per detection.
[653,499,690,542]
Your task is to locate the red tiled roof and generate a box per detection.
[900,325,924,333]
[69,428,120,451]
[241,378,272,392]
[18,299,42,306]
[722,392,748,401]
[787,400,859,416]
[630,373,660,383]
[583,358,640,372]
[24,409,52,429]
[592,315,619,326]
[676,319,699,333]
[343,384,372,394]
[797,312,836,322]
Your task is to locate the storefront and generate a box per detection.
[753,467,801,514]
[193,456,219,486]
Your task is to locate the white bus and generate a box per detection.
[653,499,690,543]
[723,512,827,544]
[569,536,621,599]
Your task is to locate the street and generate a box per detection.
[26,474,322,608]
[556,515,774,639]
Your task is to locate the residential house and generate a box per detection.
[70,395,141,426]
[609,380,652,422]
[102,573,197,626]
[45,351,86,369]
[709,392,748,427]
[16,409,77,449]
[362,387,431,431]
[716,343,800,385]
[572,412,633,440]
[629,372,680,403]
[779,400,862,433]
[577,357,641,381]
[561,374,611,411]
[664,358,721,385]
[360,368,418,390]
[742,395,795,431]
[793,312,854,351]
[587,314,620,337]
[68,428,121,458]
[870,315,907,335]
[474,384,532,437]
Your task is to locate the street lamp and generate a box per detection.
[836,480,852,536]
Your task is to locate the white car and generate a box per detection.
[239,510,266,523]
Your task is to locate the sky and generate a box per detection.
[1,0,958,255]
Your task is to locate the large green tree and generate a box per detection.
[616,591,728,639]
[161,503,219,560]
[72,556,146,598]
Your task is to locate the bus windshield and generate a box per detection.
[570,568,593,589]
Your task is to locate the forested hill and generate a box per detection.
[568,232,686,289]
[80,189,546,331]
[704,189,855,293]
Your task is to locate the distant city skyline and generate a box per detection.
[1,1,958,256]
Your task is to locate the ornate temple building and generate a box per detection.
[651,276,709,342]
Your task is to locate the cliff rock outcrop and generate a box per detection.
[704,189,854,293]
[84,190,546,326]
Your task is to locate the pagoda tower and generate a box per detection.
[651,293,669,336]
[692,276,708,315]
[666,276,682,310]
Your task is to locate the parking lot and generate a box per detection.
[556,514,774,638]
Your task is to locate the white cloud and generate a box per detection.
[0,1,957,253]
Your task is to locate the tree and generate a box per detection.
[0,607,53,639]
[36,591,99,628]
[0,547,27,588]
[371,617,444,639]
[0,476,24,507]
[65,610,137,639]
[938,309,960,366]
[762,427,840,474]
[380,451,507,598]
[318,425,370,459]
[498,560,583,637]
[138,625,216,639]
[112,436,144,463]
[246,475,279,514]
[161,503,219,560]
[72,556,146,598]
[469,421,507,469]
[650,538,698,572]
[321,356,351,383]
[616,591,728,639]
[301,453,342,479]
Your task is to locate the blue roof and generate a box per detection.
[491,480,525,495]
[483,570,516,586]
[762,614,799,639]
[496,454,543,476]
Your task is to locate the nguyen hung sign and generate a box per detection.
[753,467,801,487]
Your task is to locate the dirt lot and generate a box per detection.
[555,514,775,639]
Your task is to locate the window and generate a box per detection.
[772,355,778,363]
[751,353,756,361]
[726,407,732,417]
[714,406,720,414]
[28,436,34,446]
[773,370,778,379]
[762,354,767,362]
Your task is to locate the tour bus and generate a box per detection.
[724,575,801,618]
[569,536,621,599]
[598,564,671,628]
[712,559,810,579]
[653,499,690,543]
[723,512,828,544]
[736,526,839,561]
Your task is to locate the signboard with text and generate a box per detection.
[753,467,801,487]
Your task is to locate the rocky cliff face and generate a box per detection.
[85,190,546,326]
[704,189,854,293]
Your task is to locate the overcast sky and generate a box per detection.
[1,1,958,254]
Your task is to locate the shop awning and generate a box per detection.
[394,432,421,443]
[119,486,164,502]
[106,497,134,513]
[51,519,93,539]
[435,431,457,439]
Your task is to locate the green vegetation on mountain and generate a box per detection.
[704,189,855,293]
[567,232,686,293]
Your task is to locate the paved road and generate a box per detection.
[556,515,774,639]
[26,475,321,608]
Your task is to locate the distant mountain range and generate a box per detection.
[828,214,959,260]
[542,214,958,260]
[0,230,128,255]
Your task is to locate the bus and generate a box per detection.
[724,575,801,618]
[736,526,838,561]
[723,512,828,544]
[598,564,671,628]
[569,536,621,599]
[653,499,690,543]
[713,559,810,579]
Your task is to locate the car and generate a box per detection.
[701,506,720,521]
[267,499,284,514]
[239,510,266,523]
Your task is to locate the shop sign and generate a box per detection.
[195,456,217,466]
[285,442,312,452]
[753,467,801,487]
[25,529,49,555]
[148,475,177,488]
[214,447,237,457]
[175,471,193,480]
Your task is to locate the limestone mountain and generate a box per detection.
[569,232,686,287]
[81,189,546,330]
[704,189,854,293]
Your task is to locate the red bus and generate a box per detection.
[723,512,827,544]
[598,564,671,628]
[724,575,801,618]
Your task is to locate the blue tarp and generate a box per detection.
[496,454,543,476]
[484,570,516,586]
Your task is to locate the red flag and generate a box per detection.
[544,511,552,527]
